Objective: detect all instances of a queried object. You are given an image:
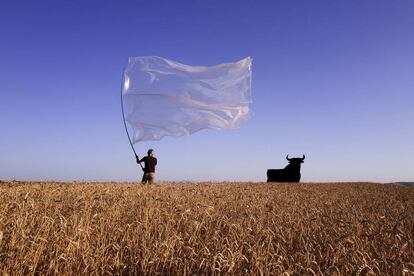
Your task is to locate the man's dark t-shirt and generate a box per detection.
[140,156,157,173]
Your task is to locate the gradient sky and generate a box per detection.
[1,0,413,182]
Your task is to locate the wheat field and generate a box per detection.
[0,181,413,275]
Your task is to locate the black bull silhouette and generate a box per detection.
[267,155,305,182]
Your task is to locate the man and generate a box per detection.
[136,149,157,184]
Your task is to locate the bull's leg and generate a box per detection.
[292,173,301,182]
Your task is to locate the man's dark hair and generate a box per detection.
[147,149,154,155]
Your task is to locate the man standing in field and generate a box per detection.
[136,149,157,184]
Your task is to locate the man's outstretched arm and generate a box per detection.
[137,156,146,163]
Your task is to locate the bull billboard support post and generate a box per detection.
[267,155,305,183]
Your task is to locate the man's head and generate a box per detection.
[147,149,154,156]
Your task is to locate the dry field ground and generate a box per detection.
[0,181,413,275]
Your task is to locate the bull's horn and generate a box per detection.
[286,154,291,161]
[301,154,305,161]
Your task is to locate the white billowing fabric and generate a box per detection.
[122,56,252,143]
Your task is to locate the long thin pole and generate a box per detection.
[121,72,144,170]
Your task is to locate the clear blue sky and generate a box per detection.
[1,0,413,182]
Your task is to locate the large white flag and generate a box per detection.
[122,56,252,143]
